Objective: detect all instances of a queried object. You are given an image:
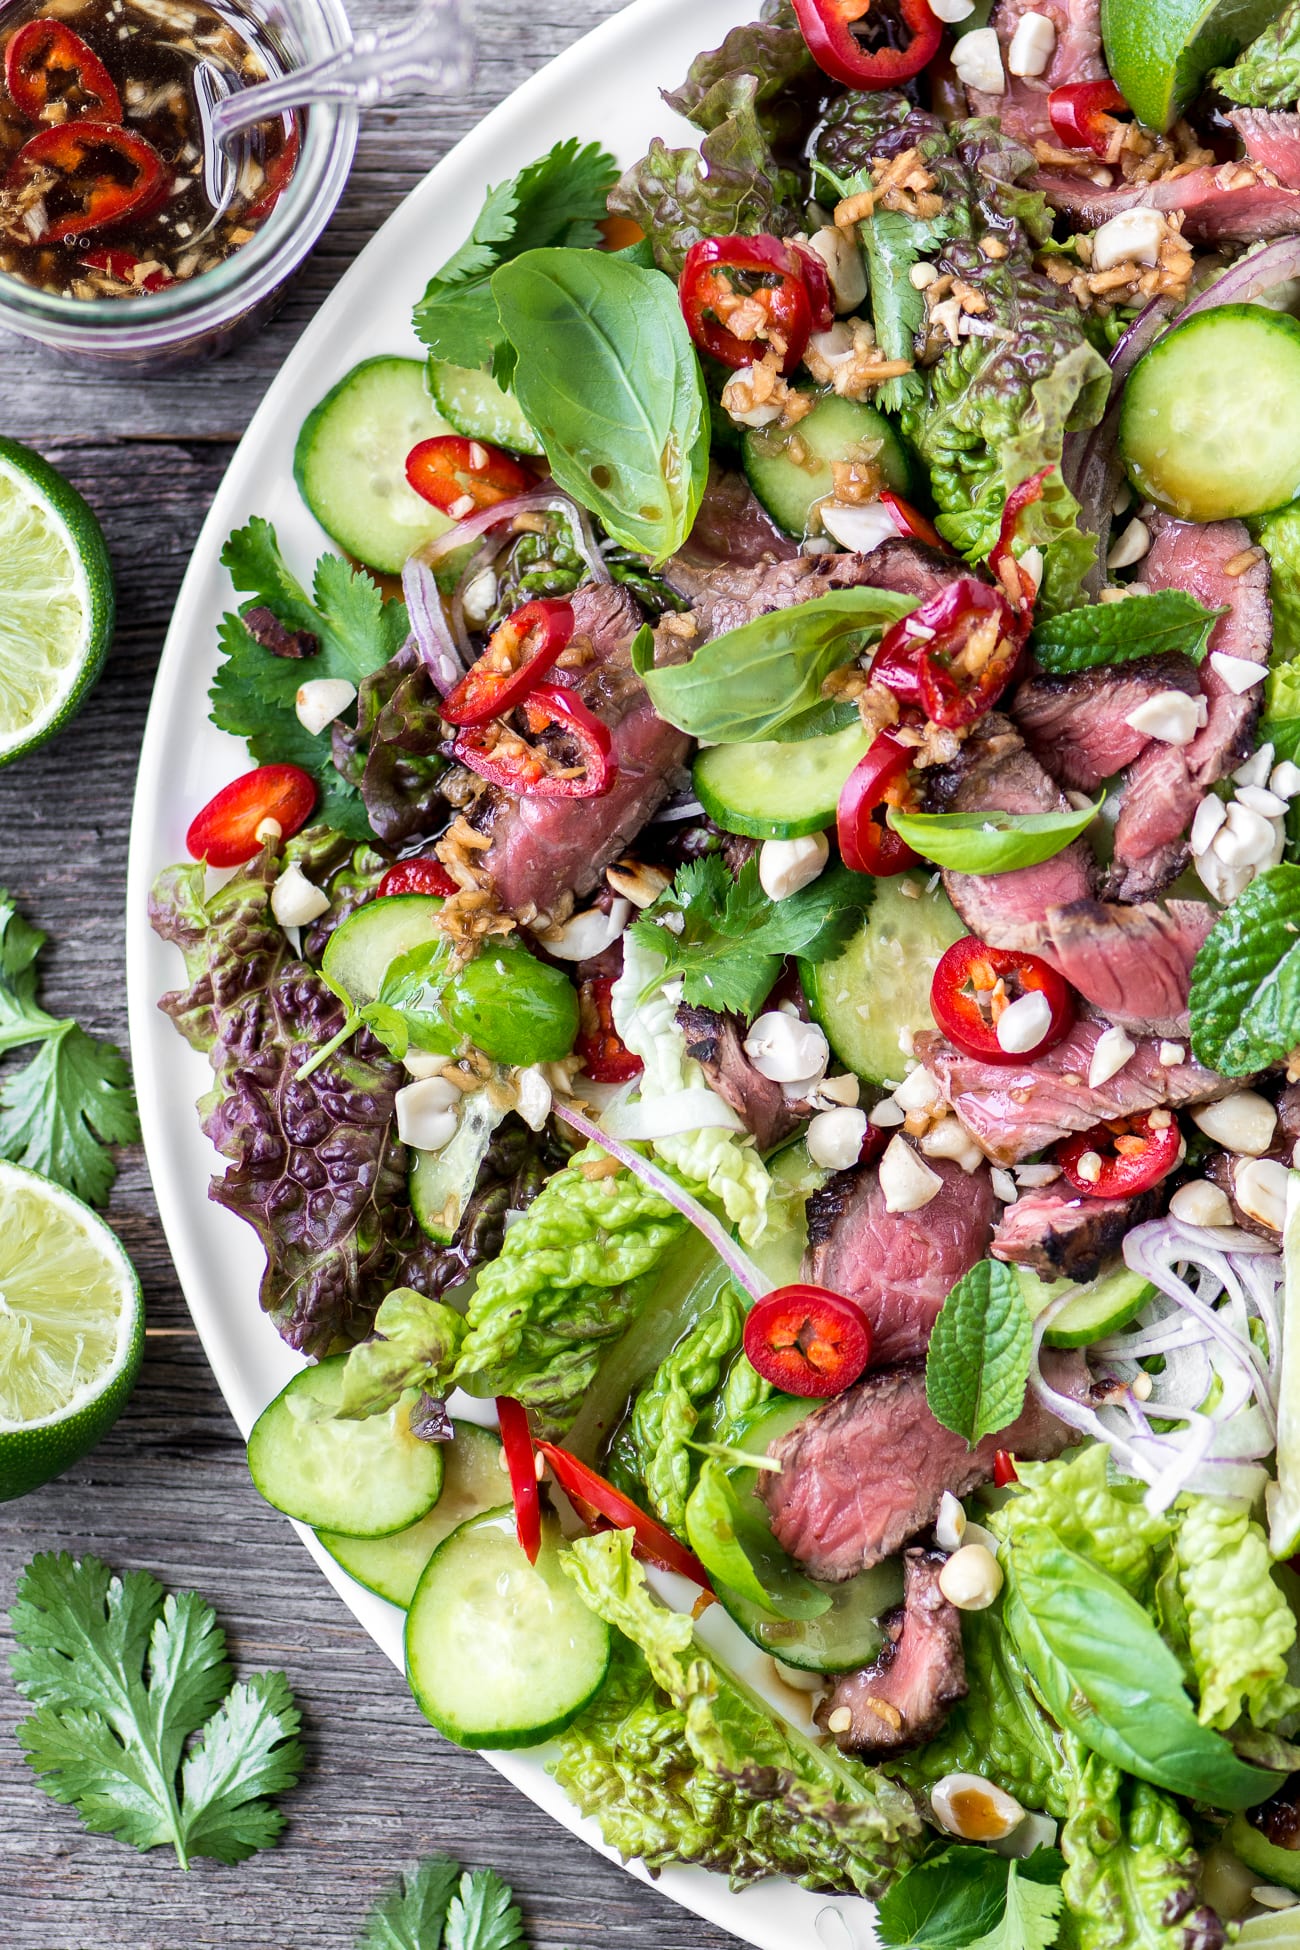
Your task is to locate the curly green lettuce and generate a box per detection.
[663,6,815,146]
[996,1446,1171,1599]
[553,1531,924,1895]
[1215,0,1300,105]
[1174,1496,1300,1733]
[611,929,771,1244]
[1258,505,1300,663]
[608,1285,745,1532]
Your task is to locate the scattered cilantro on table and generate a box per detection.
[629,854,872,1022]
[209,517,409,843]
[359,1856,525,1950]
[9,1552,302,1868]
[0,890,138,1206]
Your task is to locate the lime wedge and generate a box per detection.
[0,1161,143,1501]
[0,437,114,767]
[1102,0,1278,130]
[1267,1171,1300,1559]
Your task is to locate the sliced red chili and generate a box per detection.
[743,1285,872,1399]
[537,1441,713,1587]
[244,119,299,222]
[496,1396,541,1566]
[441,598,574,728]
[679,233,823,377]
[872,578,1021,732]
[454,681,616,801]
[186,763,316,868]
[791,0,942,90]
[1048,80,1128,159]
[989,466,1052,618]
[7,120,167,242]
[930,938,1074,1065]
[79,247,172,292]
[406,435,534,516]
[1057,1111,1183,1200]
[993,1450,1019,1487]
[879,490,950,554]
[837,731,921,877]
[5,19,122,123]
[576,974,643,1083]
[376,856,458,899]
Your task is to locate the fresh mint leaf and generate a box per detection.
[1031,591,1224,674]
[631,588,916,741]
[631,856,872,1021]
[358,1856,461,1950]
[1189,863,1300,1074]
[492,250,710,566]
[926,1258,1033,1446]
[886,797,1099,875]
[877,1845,1065,1950]
[0,890,139,1206]
[412,140,618,371]
[10,1553,302,1867]
[444,1867,525,1950]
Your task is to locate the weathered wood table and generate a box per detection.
[0,7,742,1940]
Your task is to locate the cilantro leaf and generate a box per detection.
[1030,590,1224,675]
[358,1856,461,1950]
[1189,863,1300,1075]
[10,1553,302,1868]
[413,140,619,371]
[445,1868,526,1950]
[0,891,139,1206]
[630,855,873,1021]
[209,520,410,843]
[877,1846,1065,1950]
[925,1258,1034,1447]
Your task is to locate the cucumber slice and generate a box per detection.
[1121,306,1300,523]
[294,356,456,574]
[801,872,967,1087]
[751,1140,827,1289]
[321,893,443,1009]
[247,1356,444,1537]
[427,359,544,456]
[318,1419,503,1606]
[405,1508,610,1748]
[410,1090,508,1244]
[694,723,871,840]
[1016,1262,1155,1348]
[744,394,915,540]
[720,1551,905,1673]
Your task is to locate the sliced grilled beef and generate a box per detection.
[1279,1082,1300,1147]
[676,1003,798,1151]
[965,0,1105,144]
[1032,159,1300,241]
[992,1182,1163,1280]
[804,1156,997,1364]
[1012,656,1200,792]
[1111,517,1269,897]
[662,465,797,613]
[1231,109,1300,188]
[916,1017,1233,1164]
[478,584,691,921]
[666,537,958,643]
[816,1551,966,1756]
[761,1352,1087,1579]
[1037,896,1215,1038]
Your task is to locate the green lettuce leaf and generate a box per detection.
[1215,0,1300,105]
[925,1258,1033,1445]
[663,11,815,144]
[1174,1494,1300,1731]
[331,1288,465,1420]
[1030,591,1223,673]
[1189,864,1300,1074]
[553,1530,924,1895]
[1257,504,1300,660]
[608,1283,745,1532]
[993,1446,1172,1598]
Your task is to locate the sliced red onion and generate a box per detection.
[552,1100,770,1302]
[649,797,706,825]
[421,488,612,586]
[401,557,464,697]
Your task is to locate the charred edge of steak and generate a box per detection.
[805,1167,862,1252]
[993,1185,1166,1282]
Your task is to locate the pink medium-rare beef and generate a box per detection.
[1012,656,1200,791]
[1279,1082,1300,1146]
[916,1017,1233,1164]
[663,466,797,611]
[816,1551,967,1756]
[761,1352,1088,1579]
[478,584,690,920]
[804,1156,997,1364]
[676,1003,799,1152]
[664,537,959,643]
[991,1181,1164,1280]
[1033,158,1300,240]
[1036,896,1215,1038]
[1230,109,1300,188]
[966,0,1105,143]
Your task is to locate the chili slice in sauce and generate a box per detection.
[1047,79,1129,159]
[496,1396,542,1565]
[441,598,574,728]
[537,1441,713,1587]
[679,233,828,376]
[79,247,173,292]
[7,120,167,242]
[186,763,316,868]
[930,937,1074,1065]
[790,0,942,90]
[406,435,535,516]
[576,974,643,1084]
[5,19,122,123]
[244,120,300,222]
[1056,1111,1183,1199]
[743,1285,873,1398]
[453,682,616,800]
[376,856,459,899]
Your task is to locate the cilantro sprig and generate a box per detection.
[359,1856,525,1950]
[10,1553,302,1868]
[875,1844,1065,1950]
[0,891,138,1206]
[630,854,873,1021]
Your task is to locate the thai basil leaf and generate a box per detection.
[1031,591,1225,673]
[631,589,916,741]
[1004,1524,1285,1811]
[925,1259,1033,1446]
[875,1845,1066,1950]
[1189,864,1300,1074]
[491,251,710,566]
[684,1459,831,1621]
[887,797,1099,874]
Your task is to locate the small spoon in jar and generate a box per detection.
[194,0,473,223]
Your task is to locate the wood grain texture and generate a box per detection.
[0,11,743,1939]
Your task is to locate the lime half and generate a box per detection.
[0,1161,143,1501]
[1102,0,1278,130]
[0,437,114,767]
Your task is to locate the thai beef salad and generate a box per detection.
[150,0,1300,1940]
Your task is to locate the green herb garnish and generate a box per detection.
[1031,591,1224,674]
[925,1258,1033,1446]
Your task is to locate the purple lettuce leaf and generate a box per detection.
[330,642,448,847]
